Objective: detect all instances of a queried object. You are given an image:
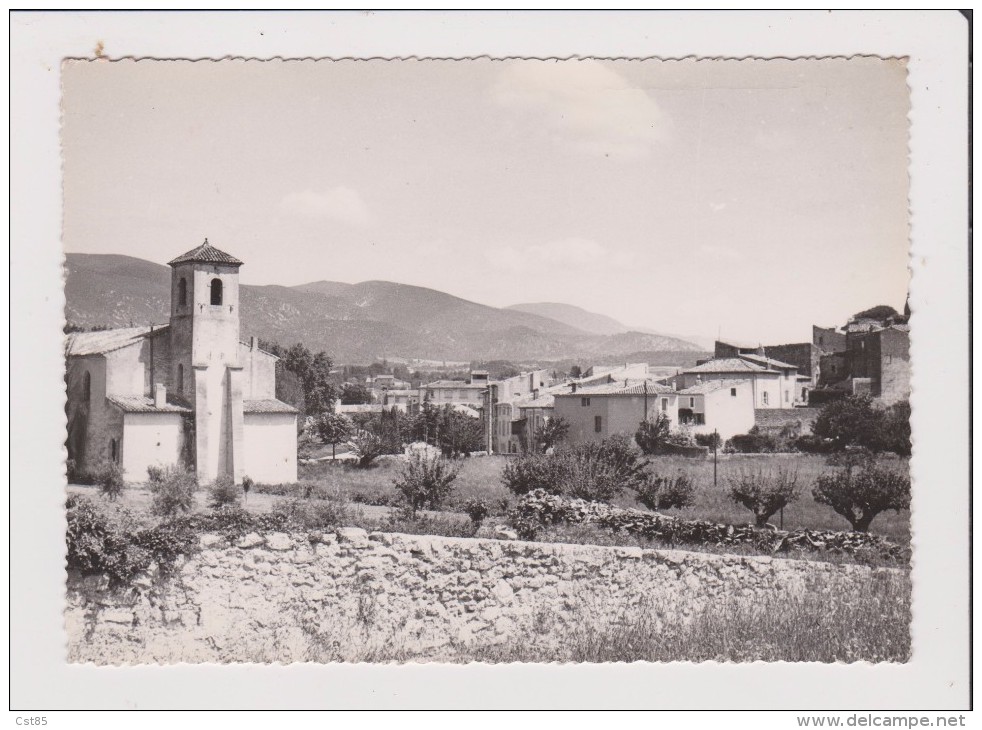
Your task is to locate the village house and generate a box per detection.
[380,388,419,413]
[676,379,756,440]
[65,240,298,485]
[676,356,802,409]
[553,380,679,445]
[421,372,488,408]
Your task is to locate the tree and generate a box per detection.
[812,395,890,452]
[812,458,910,532]
[315,412,353,459]
[340,382,372,405]
[569,365,583,378]
[635,413,672,455]
[851,305,899,322]
[392,452,461,518]
[349,432,384,469]
[727,466,800,527]
[883,400,912,457]
[633,472,696,511]
[260,340,338,417]
[535,416,570,453]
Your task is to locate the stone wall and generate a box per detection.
[66,528,896,664]
[753,407,820,435]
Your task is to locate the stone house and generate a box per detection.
[553,381,679,445]
[65,241,298,485]
[677,356,802,409]
[676,379,756,440]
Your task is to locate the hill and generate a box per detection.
[64,253,705,363]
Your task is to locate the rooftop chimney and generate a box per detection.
[571,382,577,394]
[154,383,167,408]
[251,336,258,350]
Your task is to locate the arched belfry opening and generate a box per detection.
[210,278,223,306]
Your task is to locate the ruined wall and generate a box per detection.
[66,528,893,665]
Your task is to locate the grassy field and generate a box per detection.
[295,452,910,545]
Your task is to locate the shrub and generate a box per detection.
[633,472,696,511]
[273,495,354,530]
[97,462,126,501]
[635,414,694,455]
[813,460,911,532]
[148,467,198,517]
[502,453,561,496]
[727,427,779,454]
[461,498,491,525]
[207,476,241,510]
[727,466,800,527]
[811,395,910,455]
[65,495,197,588]
[393,452,461,517]
[349,432,385,469]
[315,412,354,459]
[694,432,722,450]
[146,465,165,484]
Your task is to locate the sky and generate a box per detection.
[62,58,911,344]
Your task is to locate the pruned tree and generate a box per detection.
[535,416,570,453]
[812,460,911,532]
[727,466,800,527]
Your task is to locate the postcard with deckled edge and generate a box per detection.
[10,9,971,713]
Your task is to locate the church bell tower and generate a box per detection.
[168,239,245,484]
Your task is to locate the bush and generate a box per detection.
[146,465,165,484]
[813,460,911,532]
[462,498,491,525]
[535,417,570,452]
[349,432,385,469]
[727,466,800,527]
[502,435,650,503]
[97,462,126,501]
[65,495,197,588]
[393,452,461,517]
[633,472,696,511]
[502,453,561,496]
[694,432,722,450]
[812,395,910,456]
[273,494,355,530]
[726,427,779,454]
[207,476,241,510]
[148,467,198,517]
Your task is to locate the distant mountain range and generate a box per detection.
[64,253,708,364]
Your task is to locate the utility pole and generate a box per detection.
[713,428,718,489]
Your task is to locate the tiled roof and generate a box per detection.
[384,389,418,397]
[557,380,675,397]
[740,353,798,370]
[107,394,192,413]
[244,399,298,414]
[684,358,771,374]
[168,240,243,266]
[679,379,748,395]
[65,325,168,357]
[514,394,556,409]
[425,380,487,389]
[451,404,481,418]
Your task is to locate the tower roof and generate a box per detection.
[168,239,243,267]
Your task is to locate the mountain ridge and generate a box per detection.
[64,253,706,363]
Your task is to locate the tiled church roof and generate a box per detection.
[168,239,243,266]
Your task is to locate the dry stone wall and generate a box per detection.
[66,528,893,664]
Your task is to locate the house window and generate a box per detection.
[82,371,91,403]
[109,438,118,463]
[210,278,223,305]
[785,390,789,403]
[762,392,769,406]
[178,277,188,306]
[689,397,695,408]
[177,364,184,393]
[661,398,668,412]
[581,397,591,407]
[730,388,737,397]
[594,415,602,433]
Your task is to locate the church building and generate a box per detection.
[65,240,298,485]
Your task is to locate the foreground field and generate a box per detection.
[296,453,910,546]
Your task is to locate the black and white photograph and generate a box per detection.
[9,9,970,714]
[61,55,914,665]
